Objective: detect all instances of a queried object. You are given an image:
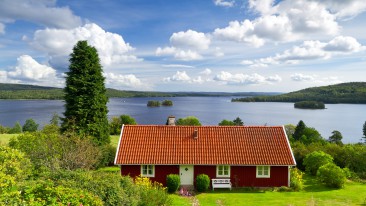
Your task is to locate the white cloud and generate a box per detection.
[243,36,364,67]
[213,71,281,85]
[162,64,194,68]
[214,0,341,46]
[174,50,203,61]
[248,0,275,15]
[310,0,366,19]
[155,47,176,56]
[291,73,315,82]
[30,23,141,69]
[170,30,210,50]
[104,72,145,89]
[214,0,235,8]
[0,0,82,30]
[4,55,62,86]
[214,20,265,47]
[200,68,212,75]
[156,29,210,61]
[324,36,363,52]
[163,71,191,82]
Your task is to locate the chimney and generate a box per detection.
[167,115,175,126]
[193,129,198,139]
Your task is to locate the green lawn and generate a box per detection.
[110,135,120,147]
[170,176,366,206]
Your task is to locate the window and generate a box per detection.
[141,165,155,177]
[256,166,270,178]
[216,165,230,177]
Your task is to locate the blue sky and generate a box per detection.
[0,0,366,92]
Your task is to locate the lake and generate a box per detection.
[0,96,365,143]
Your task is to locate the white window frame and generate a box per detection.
[216,165,230,177]
[141,165,155,177]
[256,166,270,178]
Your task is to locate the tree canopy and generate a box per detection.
[61,40,109,145]
[176,116,201,126]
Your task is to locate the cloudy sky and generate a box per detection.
[0,0,366,92]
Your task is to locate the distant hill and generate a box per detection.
[0,83,278,99]
[232,82,366,104]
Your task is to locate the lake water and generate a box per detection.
[0,97,365,143]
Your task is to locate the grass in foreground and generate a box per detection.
[171,176,366,206]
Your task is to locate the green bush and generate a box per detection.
[317,163,347,188]
[166,174,180,193]
[303,151,333,176]
[196,174,210,192]
[8,122,22,134]
[20,180,103,206]
[96,144,116,168]
[290,167,304,191]
[22,118,39,132]
[44,170,140,206]
[135,175,171,206]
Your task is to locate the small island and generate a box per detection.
[147,100,173,107]
[294,101,325,109]
[147,100,161,107]
[161,100,173,106]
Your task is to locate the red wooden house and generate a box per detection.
[114,123,296,188]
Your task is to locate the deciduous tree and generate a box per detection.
[61,40,109,145]
[328,130,343,145]
[176,116,201,126]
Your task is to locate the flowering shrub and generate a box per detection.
[135,175,171,206]
[290,167,304,191]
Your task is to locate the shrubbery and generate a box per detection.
[303,151,333,176]
[290,167,304,191]
[166,174,180,193]
[196,174,210,192]
[317,163,347,188]
[135,175,171,206]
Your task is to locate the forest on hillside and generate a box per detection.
[232,82,366,104]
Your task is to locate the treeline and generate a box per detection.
[0,83,279,100]
[232,82,366,104]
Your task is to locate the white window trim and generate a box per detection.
[141,165,155,177]
[256,166,270,178]
[216,165,230,177]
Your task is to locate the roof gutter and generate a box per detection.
[114,124,125,165]
[282,125,297,166]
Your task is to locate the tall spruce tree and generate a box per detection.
[61,40,110,145]
[293,120,306,141]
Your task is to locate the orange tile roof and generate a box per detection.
[115,125,296,166]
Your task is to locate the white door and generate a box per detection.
[180,165,194,185]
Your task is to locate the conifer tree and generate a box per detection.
[61,40,110,145]
[293,120,306,141]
